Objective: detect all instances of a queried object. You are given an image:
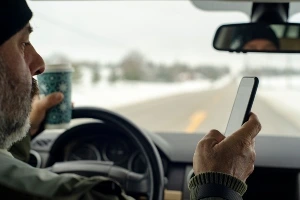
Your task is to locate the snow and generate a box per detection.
[72,70,232,108]
[257,76,300,130]
[73,80,208,108]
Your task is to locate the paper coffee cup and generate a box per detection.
[37,63,73,129]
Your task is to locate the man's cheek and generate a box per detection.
[16,59,32,84]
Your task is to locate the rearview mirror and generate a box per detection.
[213,23,300,53]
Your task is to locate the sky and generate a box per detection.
[27,1,300,69]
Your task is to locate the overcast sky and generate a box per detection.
[27,1,300,68]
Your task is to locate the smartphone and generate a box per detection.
[224,77,259,136]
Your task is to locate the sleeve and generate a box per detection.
[188,172,247,200]
[2,145,135,200]
[0,170,135,200]
[8,133,31,163]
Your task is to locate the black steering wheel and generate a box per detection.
[47,107,165,200]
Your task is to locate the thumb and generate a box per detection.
[39,92,64,110]
[229,112,262,141]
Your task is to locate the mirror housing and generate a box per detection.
[213,23,300,53]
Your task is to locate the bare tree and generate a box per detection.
[119,51,145,81]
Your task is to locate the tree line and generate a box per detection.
[45,51,231,85]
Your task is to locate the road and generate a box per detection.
[112,82,300,136]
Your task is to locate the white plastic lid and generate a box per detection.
[44,63,74,73]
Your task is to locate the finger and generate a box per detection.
[245,164,255,181]
[229,113,262,141]
[31,95,40,105]
[37,92,64,110]
[194,130,225,155]
[197,129,225,149]
[252,138,256,149]
[202,129,226,143]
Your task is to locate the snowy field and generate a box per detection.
[257,76,300,130]
[72,71,232,108]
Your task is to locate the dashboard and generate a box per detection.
[39,122,169,177]
[63,134,161,174]
[30,121,300,200]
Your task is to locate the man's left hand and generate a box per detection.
[193,113,261,182]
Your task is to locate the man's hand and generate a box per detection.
[193,113,262,182]
[30,92,64,136]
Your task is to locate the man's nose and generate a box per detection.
[29,47,45,76]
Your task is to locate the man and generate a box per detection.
[0,0,261,199]
[232,24,280,51]
[242,38,279,51]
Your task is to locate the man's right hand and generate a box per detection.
[30,92,64,136]
[193,113,262,182]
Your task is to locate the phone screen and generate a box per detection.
[224,77,258,136]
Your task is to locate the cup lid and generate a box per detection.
[44,63,74,73]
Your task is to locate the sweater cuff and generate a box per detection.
[188,172,247,199]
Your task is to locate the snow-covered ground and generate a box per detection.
[257,76,300,129]
[72,71,232,108]
[259,76,300,90]
[259,90,300,128]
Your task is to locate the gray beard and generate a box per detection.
[0,118,30,150]
[0,56,32,150]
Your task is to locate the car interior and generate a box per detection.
[27,0,300,199]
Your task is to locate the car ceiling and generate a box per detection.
[30,0,300,19]
[191,1,300,18]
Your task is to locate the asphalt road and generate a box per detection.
[113,82,300,136]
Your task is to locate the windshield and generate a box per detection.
[28,1,300,136]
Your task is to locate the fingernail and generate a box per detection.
[56,93,64,101]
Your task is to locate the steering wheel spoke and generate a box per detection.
[49,160,151,196]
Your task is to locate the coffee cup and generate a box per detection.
[37,63,73,129]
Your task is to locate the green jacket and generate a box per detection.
[9,133,31,163]
[7,134,247,200]
[0,149,134,200]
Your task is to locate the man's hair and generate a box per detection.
[0,0,32,46]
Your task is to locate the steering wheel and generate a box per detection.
[47,107,165,200]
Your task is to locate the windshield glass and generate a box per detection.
[28,1,300,136]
